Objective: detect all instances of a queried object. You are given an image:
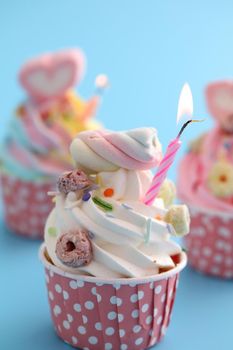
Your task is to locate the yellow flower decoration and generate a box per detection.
[207,160,233,197]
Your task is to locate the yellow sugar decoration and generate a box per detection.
[96,175,104,187]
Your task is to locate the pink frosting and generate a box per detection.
[8,139,69,176]
[77,128,162,170]
[8,102,72,177]
[177,126,233,213]
[23,104,71,150]
[206,81,233,125]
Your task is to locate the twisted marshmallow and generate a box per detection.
[70,128,162,173]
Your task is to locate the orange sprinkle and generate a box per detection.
[219,174,227,182]
[104,188,114,197]
[155,214,162,220]
[16,105,25,117]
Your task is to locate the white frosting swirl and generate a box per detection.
[45,168,182,278]
[97,168,152,201]
[45,127,188,278]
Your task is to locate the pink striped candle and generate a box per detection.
[143,137,181,206]
[144,84,199,206]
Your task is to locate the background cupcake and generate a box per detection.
[0,48,105,239]
[40,127,189,349]
[177,81,233,279]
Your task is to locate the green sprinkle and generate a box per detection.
[182,247,187,253]
[92,196,113,211]
[48,227,57,237]
[145,218,152,244]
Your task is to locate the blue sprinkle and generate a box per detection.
[145,218,152,243]
[106,213,115,218]
[82,192,91,201]
[167,224,173,234]
[121,203,133,210]
[88,231,95,239]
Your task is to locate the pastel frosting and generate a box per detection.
[1,49,102,181]
[45,127,189,278]
[178,81,233,213]
[1,92,100,181]
[178,127,233,213]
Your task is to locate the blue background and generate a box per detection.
[0,1,232,349]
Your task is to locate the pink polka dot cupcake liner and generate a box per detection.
[184,206,233,279]
[1,174,54,239]
[39,244,187,350]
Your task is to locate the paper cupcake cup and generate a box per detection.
[1,174,54,239]
[184,205,233,279]
[39,244,187,350]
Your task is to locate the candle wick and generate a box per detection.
[177,119,204,138]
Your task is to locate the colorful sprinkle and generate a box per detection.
[167,224,173,234]
[96,175,103,186]
[155,214,162,220]
[88,231,95,239]
[106,213,115,218]
[104,188,114,197]
[82,191,91,201]
[171,253,181,265]
[92,196,113,211]
[145,218,152,243]
[48,226,57,237]
[121,203,133,210]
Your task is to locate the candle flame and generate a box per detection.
[176,83,193,124]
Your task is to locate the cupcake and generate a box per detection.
[177,81,233,279]
[40,127,190,349]
[0,48,105,238]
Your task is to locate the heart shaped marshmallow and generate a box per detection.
[19,48,85,101]
[206,81,233,122]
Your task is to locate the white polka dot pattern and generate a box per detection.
[95,322,102,331]
[1,175,54,238]
[185,208,233,278]
[43,265,180,349]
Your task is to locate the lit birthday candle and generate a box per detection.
[144,83,200,206]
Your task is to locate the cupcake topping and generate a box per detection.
[206,81,233,132]
[19,49,85,102]
[1,49,102,182]
[45,127,189,278]
[178,80,233,212]
[57,169,92,194]
[92,196,113,211]
[55,229,92,267]
[164,205,190,236]
[70,128,162,173]
[207,159,233,198]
